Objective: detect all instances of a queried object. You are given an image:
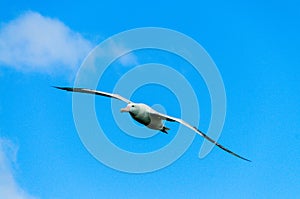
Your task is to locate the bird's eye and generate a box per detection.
[131,105,135,107]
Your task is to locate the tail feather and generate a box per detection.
[160,126,170,134]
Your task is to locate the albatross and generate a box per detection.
[54,86,251,162]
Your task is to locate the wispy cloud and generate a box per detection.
[0,138,38,199]
[0,11,139,79]
[0,11,93,74]
[108,41,139,66]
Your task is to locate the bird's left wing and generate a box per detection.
[149,110,251,162]
[53,87,132,104]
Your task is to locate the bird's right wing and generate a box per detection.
[150,110,251,162]
[53,87,132,104]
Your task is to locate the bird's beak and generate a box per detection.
[120,106,130,113]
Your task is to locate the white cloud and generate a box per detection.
[108,41,139,66]
[119,52,139,66]
[0,138,38,199]
[0,11,93,74]
[0,11,140,78]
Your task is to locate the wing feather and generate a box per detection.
[150,111,251,162]
[53,87,132,104]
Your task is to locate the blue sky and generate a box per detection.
[0,0,299,198]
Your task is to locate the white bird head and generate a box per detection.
[120,103,139,115]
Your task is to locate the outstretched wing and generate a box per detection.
[150,110,251,162]
[53,86,132,104]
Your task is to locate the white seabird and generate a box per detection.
[54,86,251,162]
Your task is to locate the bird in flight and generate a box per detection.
[54,86,251,162]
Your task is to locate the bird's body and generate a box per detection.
[123,103,169,133]
[54,86,251,162]
[127,104,152,126]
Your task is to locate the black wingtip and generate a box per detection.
[192,126,251,162]
[239,156,252,162]
[52,86,74,92]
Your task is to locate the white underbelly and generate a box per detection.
[146,117,163,130]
